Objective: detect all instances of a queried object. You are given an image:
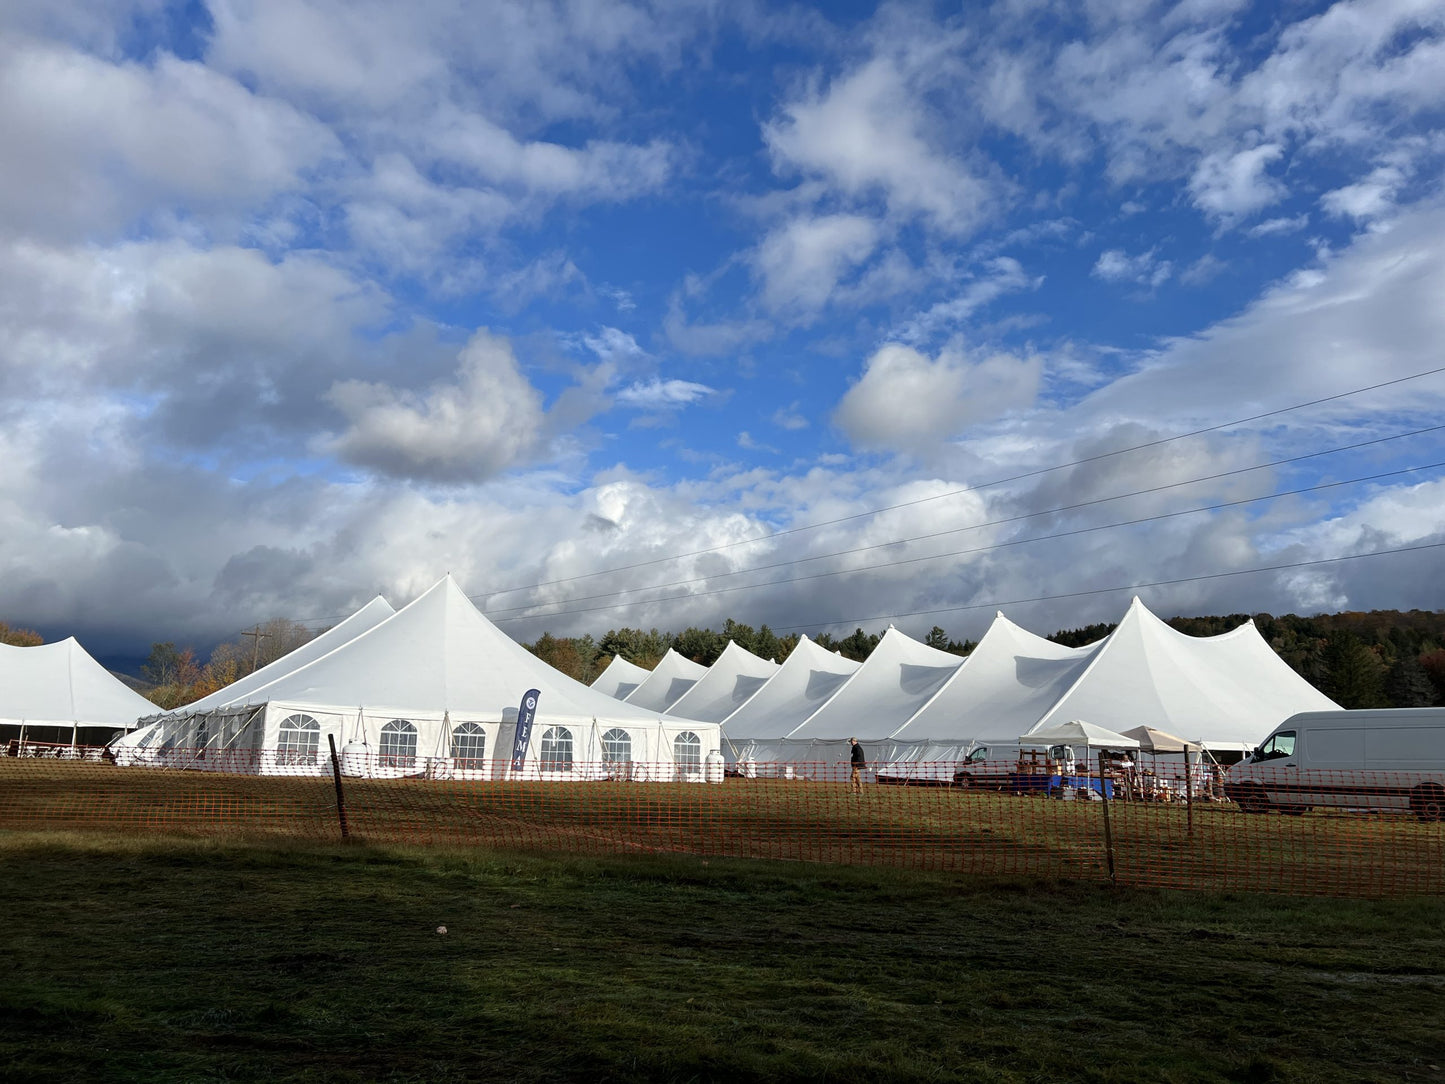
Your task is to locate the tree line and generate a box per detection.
[6,608,1444,711]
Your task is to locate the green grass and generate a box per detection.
[2,831,1444,1083]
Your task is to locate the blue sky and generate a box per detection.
[2,0,1444,657]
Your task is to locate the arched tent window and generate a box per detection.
[674,731,702,775]
[601,728,632,765]
[277,714,321,766]
[540,726,573,773]
[451,722,487,769]
[380,719,417,769]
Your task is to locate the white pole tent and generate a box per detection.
[590,654,652,701]
[622,647,709,712]
[773,628,965,770]
[113,595,396,765]
[0,638,156,754]
[665,640,780,723]
[1028,597,1339,752]
[179,596,395,714]
[719,636,860,768]
[879,612,1103,783]
[127,576,719,781]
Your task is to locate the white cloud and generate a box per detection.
[753,213,882,317]
[1066,202,1445,442]
[772,403,810,431]
[1321,164,1406,221]
[1093,247,1173,287]
[1249,213,1310,237]
[615,378,717,409]
[892,257,1042,345]
[833,341,1043,454]
[0,36,339,241]
[1188,143,1285,221]
[321,330,548,482]
[579,326,646,363]
[764,51,994,235]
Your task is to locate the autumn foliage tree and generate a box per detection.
[0,621,43,647]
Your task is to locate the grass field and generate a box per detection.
[3,830,1444,1083]
[4,759,1444,898]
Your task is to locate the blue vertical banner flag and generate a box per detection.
[510,689,541,771]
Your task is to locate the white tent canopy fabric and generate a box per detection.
[883,613,1101,778]
[665,640,780,723]
[718,597,1335,773]
[623,648,708,712]
[590,655,651,701]
[126,577,718,780]
[720,636,860,760]
[0,638,155,745]
[773,628,964,765]
[1030,597,1338,751]
[177,596,395,714]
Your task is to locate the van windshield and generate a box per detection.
[966,747,989,763]
[1252,730,1296,761]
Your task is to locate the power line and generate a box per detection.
[475,363,1445,601]
[488,465,1445,633]
[486,460,1445,622]
[766,540,1445,633]
[483,424,1445,618]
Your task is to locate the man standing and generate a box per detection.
[849,737,866,793]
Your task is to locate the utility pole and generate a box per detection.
[241,626,270,674]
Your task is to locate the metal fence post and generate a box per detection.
[328,734,350,840]
[1098,751,1116,883]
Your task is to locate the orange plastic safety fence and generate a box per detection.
[1,745,1441,898]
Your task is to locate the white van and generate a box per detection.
[1225,708,1445,819]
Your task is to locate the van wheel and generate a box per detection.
[1278,805,1310,816]
[953,773,973,789]
[1410,784,1445,823]
[1233,783,1269,814]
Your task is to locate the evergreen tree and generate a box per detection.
[1385,654,1437,707]
[675,626,724,665]
[753,624,782,662]
[1321,632,1387,709]
[837,627,879,662]
[924,626,949,651]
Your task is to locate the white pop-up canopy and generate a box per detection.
[1020,719,1141,751]
[590,654,652,701]
[0,638,156,746]
[624,648,708,712]
[1120,725,1204,755]
[666,640,779,723]
[129,576,718,780]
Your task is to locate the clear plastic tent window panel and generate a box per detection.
[380,719,418,769]
[675,731,701,774]
[451,722,486,769]
[277,714,320,767]
[540,726,573,772]
[601,727,632,764]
